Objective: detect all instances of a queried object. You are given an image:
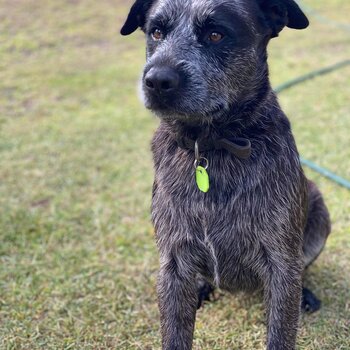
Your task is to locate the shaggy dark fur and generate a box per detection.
[121,0,331,349]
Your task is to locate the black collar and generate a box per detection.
[176,135,252,159]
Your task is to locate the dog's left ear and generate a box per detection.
[120,0,155,36]
[257,0,309,38]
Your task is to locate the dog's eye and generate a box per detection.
[208,31,224,43]
[152,28,164,41]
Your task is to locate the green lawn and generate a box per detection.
[0,0,349,349]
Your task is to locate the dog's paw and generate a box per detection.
[301,287,321,313]
[197,282,215,309]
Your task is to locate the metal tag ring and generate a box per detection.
[194,157,209,170]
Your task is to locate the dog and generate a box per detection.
[121,0,331,349]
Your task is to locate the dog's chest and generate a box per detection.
[151,129,304,290]
[195,201,264,290]
[154,188,263,290]
[152,151,266,290]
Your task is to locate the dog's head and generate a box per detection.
[121,0,308,124]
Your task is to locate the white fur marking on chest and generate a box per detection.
[203,224,220,287]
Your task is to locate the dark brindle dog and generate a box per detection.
[121,0,331,348]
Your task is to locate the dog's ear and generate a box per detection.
[257,0,309,38]
[120,0,155,36]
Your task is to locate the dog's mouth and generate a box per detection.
[144,93,176,113]
[144,87,227,121]
[146,100,227,123]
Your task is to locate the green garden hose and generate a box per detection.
[275,60,350,94]
[275,59,350,190]
[270,0,350,190]
[300,158,350,189]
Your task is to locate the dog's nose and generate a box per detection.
[144,67,180,93]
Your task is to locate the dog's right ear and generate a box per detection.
[120,0,155,36]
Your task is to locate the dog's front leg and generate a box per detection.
[157,252,198,350]
[264,261,303,350]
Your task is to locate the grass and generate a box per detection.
[0,0,349,349]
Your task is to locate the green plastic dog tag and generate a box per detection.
[196,166,210,193]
